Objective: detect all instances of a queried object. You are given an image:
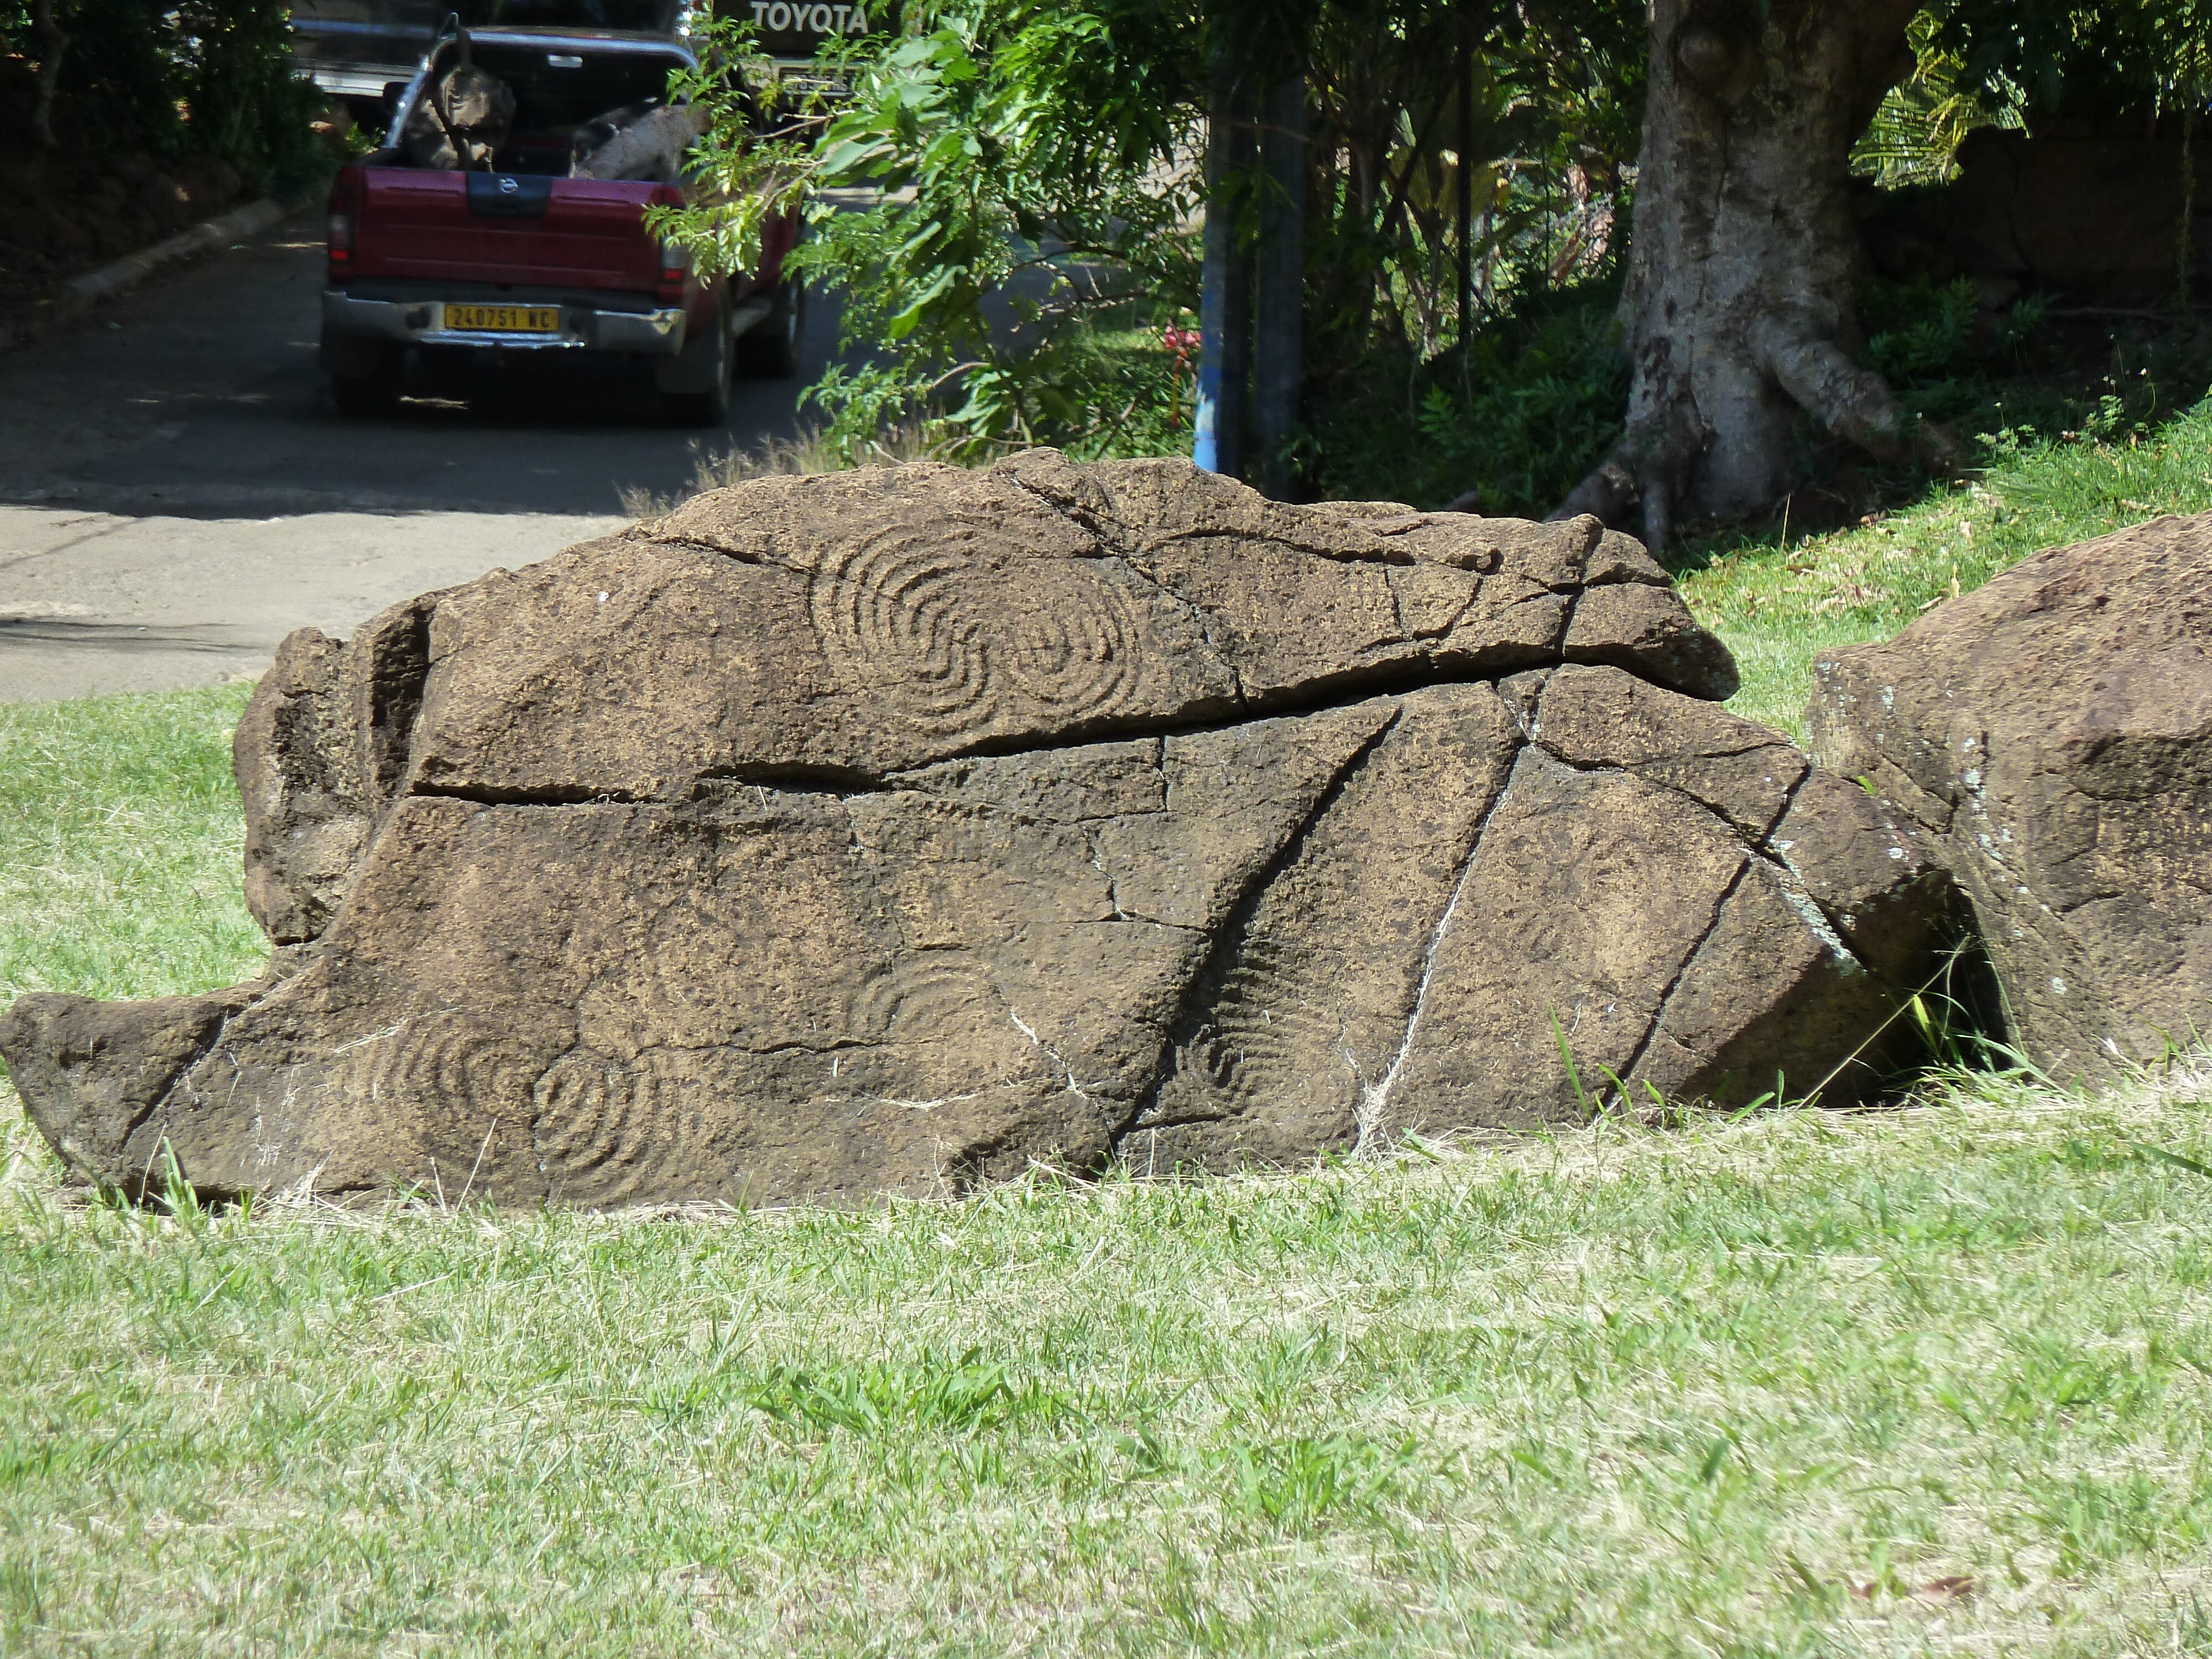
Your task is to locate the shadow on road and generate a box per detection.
[0,211,840,520]
[0,206,859,700]
[0,618,257,651]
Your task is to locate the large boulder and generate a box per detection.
[4,456,1955,1207]
[1808,512,2212,1079]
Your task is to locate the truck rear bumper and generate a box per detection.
[321,290,689,356]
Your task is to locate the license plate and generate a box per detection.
[443,304,561,333]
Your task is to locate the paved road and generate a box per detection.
[0,205,838,702]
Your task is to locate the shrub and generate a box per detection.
[1314,279,1628,516]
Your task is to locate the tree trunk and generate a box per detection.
[1252,75,1306,499]
[1556,0,1950,549]
[29,0,67,148]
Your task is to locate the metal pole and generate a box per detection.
[1193,56,1253,477]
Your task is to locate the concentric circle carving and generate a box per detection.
[531,1052,707,1205]
[810,525,1147,737]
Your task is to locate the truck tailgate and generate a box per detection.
[353,170,665,291]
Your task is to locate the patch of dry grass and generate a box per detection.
[617,425,940,519]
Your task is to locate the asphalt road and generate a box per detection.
[0,205,838,703]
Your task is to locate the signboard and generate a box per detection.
[739,0,888,60]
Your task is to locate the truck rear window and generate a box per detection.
[440,43,691,174]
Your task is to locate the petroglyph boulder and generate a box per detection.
[1809,512,2212,1078]
[3,455,1956,1207]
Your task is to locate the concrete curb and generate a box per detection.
[67,191,315,302]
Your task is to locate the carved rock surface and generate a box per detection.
[3,456,1950,1206]
[1809,512,2212,1078]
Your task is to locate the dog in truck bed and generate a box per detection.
[568,100,708,182]
[400,32,516,170]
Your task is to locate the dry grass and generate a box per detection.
[616,425,940,519]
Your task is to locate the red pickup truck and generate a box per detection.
[320,25,799,424]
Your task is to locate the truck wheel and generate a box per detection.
[661,301,733,427]
[330,370,400,418]
[322,329,402,418]
[736,280,803,380]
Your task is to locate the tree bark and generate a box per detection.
[1555,0,1951,548]
[1253,75,1306,499]
[29,0,67,148]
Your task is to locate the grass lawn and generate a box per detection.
[1679,399,2212,737]
[4,1076,2211,1655]
[5,411,2212,1654]
[0,684,264,1005]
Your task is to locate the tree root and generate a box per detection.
[1761,328,1966,474]
[1548,455,1638,528]
[1542,326,1965,551]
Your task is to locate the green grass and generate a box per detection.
[3,1074,2211,1655]
[1681,398,2212,737]
[7,411,2212,1652]
[0,683,267,1005]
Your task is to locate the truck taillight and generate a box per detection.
[656,237,690,303]
[326,171,360,286]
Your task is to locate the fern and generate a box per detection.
[1851,15,2023,190]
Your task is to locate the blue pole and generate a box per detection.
[1193,56,1250,476]
[1203,243,1239,471]
[1193,265,1227,474]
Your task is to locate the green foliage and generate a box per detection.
[1276,0,1641,399]
[1,0,329,189]
[46,0,188,153]
[1861,276,1986,385]
[658,0,1647,476]
[645,17,822,308]
[178,0,335,192]
[1850,13,2024,190]
[1314,278,1627,515]
[1923,0,2212,132]
[658,2,1202,463]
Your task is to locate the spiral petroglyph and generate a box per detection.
[9,454,1956,1216]
[531,1051,717,1204]
[1149,943,1362,1125]
[306,1014,545,1129]
[390,1019,541,1112]
[844,956,1003,1043]
[809,523,1147,737]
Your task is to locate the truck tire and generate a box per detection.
[322,327,402,418]
[661,300,733,427]
[736,279,803,379]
